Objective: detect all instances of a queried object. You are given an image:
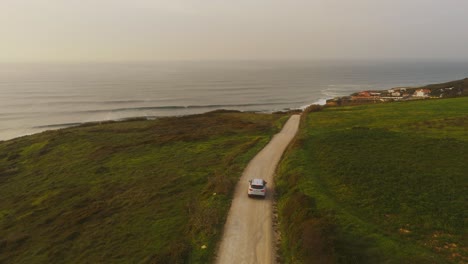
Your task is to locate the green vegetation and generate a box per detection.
[0,111,289,263]
[276,98,467,263]
[422,78,468,97]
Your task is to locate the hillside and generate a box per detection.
[276,97,467,263]
[420,77,468,97]
[0,111,288,263]
[384,77,468,98]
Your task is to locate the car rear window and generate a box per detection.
[251,184,264,189]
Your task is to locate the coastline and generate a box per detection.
[0,109,287,142]
[324,77,467,107]
[2,77,466,142]
[1,89,466,263]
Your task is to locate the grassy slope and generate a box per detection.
[422,78,468,97]
[276,98,467,263]
[0,111,289,263]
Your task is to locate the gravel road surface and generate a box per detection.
[216,115,301,264]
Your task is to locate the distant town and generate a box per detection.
[326,78,467,106]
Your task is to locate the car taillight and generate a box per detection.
[261,189,265,192]
[249,188,253,191]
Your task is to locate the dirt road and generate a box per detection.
[216,115,301,264]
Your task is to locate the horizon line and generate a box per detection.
[2,58,468,64]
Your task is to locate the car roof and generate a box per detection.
[251,178,264,185]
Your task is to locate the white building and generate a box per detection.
[414,89,431,97]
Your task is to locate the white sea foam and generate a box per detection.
[299,98,330,110]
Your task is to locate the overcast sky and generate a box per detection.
[1,0,468,62]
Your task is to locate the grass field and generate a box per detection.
[276,98,467,263]
[0,111,288,263]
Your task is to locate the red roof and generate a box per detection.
[358,91,371,97]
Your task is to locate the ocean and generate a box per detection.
[1,60,467,141]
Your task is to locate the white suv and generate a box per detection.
[248,179,267,198]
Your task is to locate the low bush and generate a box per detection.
[0,111,288,263]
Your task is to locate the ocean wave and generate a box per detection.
[60,100,151,105]
[1,99,176,107]
[79,102,296,114]
[0,101,305,119]
[33,122,83,129]
[298,98,329,110]
[321,86,355,98]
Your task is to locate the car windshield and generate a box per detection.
[251,184,264,189]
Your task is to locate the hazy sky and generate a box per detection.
[1,0,468,62]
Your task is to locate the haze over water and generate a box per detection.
[1,60,467,140]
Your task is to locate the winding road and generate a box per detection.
[216,115,301,264]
